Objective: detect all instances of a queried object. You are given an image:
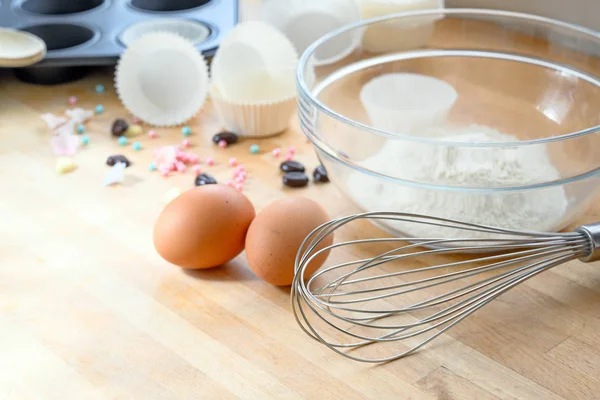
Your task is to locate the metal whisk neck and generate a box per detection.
[576,222,600,262]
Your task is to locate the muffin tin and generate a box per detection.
[0,0,238,83]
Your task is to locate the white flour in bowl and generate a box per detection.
[347,125,569,239]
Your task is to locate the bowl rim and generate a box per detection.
[297,8,600,149]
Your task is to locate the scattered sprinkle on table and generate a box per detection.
[148,162,157,171]
[181,139,191,148]
[272,148,281,157]
[125,124,143,137]
[181,126,191,136]
[81,135,90,145]
[132,142,142,151]
[229,157,238,167]
[148,129,157,138]
[206,157,215,166]
[250,144,259,154]
[56,157,77,174]
[68,96,77,105]
[235,183,244,191]
[284,153,293,161]
[218,140,227,148]
[76,124,85,134]
[192,165,201,175]
[95,84,105,93]
[95,104,104,114]
[118,136,128,146]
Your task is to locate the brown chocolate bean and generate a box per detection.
[212,131,238,145]
[194,173,217,186]
[111,119,129,137]
[280,160,305,173]
[313,165,329,183]
[106,154,131,167]
[283,172,309,188]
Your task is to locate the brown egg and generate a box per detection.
[245,196,333,286]
[153,185,255,269]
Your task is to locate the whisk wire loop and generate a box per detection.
[291,212,596,363]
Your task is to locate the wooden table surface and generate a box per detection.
[2,3,600,399]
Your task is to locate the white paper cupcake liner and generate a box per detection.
[360,73,458,134]
[359,0,444,53]
[261,0,362,66]
[115,31,209,127]
[210,21,298,102]
[119,19,211,47]
[0,27,46,68]
[210,85,296,137]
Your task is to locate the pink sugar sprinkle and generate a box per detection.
[169,162,178,171]
[188,153,199,164]
[272,148,281,157]
[235,176,245,184]
[285,153,293,161]
[148,130,157,138]
[176,162,186,173]
[225,179,234,188]
[287,146,296,155]
[218,140,227,148]
[160,168,170,177]
[181,139,191,148]
[235,183,244,192]
[192,165,201,175]
[68,96,77,105]
[228,157,238,167]
[206,157,215,166]
[175,150,187,161]
[133,116,142,124]
[239,172,247,179]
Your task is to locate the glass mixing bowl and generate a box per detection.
[297,9,600,239]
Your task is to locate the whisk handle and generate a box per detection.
[576,223,600,262]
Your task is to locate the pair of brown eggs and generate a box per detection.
[153,185,333,286]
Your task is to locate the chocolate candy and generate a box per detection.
[280,160,305,173]
[194,173,217,186]
[313,165,329,183]
[111,119,129,137]
[106,154,131,167]
[212,131,238,145]
[283,172,309,188]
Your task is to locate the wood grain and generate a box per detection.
[1,3,600,399]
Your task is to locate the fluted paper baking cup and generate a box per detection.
[210,21,298,102]
[119,19,211,47]
[115,32,209,127]
[0,27,46,67]
[360,73,457,134]
[359,0,443,53]
[261,0,361,66]
[210,85,296,137]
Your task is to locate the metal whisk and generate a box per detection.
[291,212,600,363]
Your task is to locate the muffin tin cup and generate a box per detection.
[210,85,296,137]
[1,0,238,83]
